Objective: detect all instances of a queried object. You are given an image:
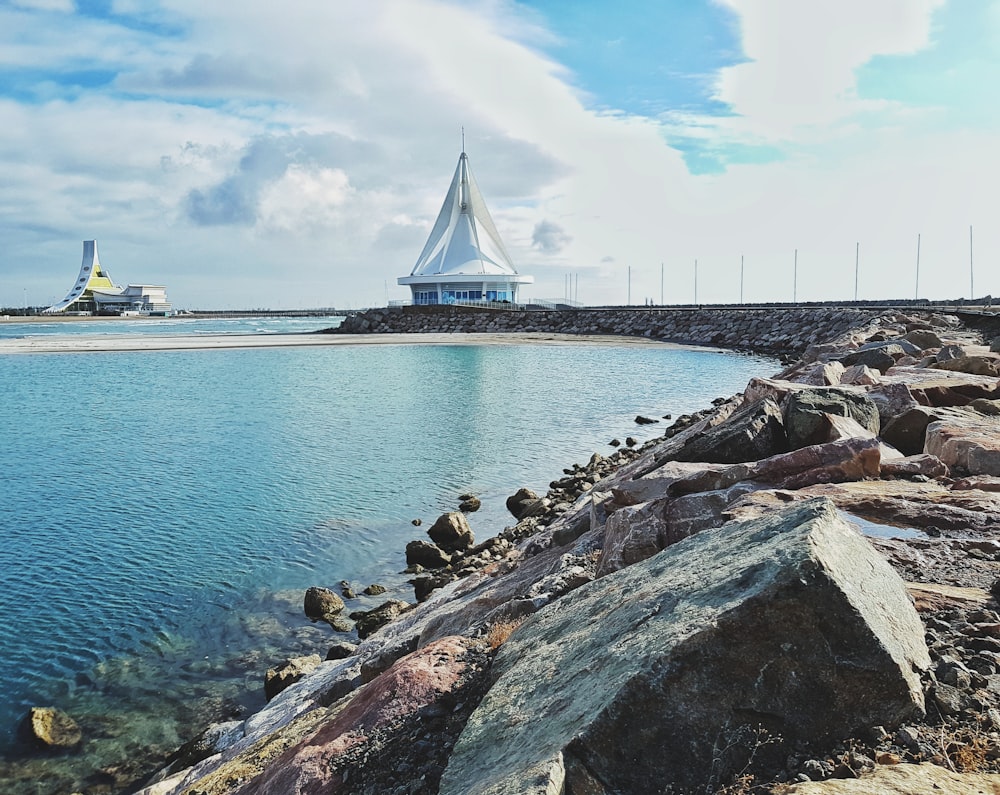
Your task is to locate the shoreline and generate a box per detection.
[132,307,1000,794]
[0,331,710,355]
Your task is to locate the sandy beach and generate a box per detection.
[0,331,691,354]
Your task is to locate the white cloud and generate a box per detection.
[711,0,946,139]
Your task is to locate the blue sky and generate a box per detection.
[0,0,997,309]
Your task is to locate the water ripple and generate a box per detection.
[0,341,776,782]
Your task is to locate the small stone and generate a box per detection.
[459,496,481,513]
[895,725,920,748]
[326,642,358,661]
[875,751,901,765]
[608,438,621,447]
[363,583,387,596]
[634,415,658,425]
[411,518,422,526]
[339,580,357,600]
[625,437,637,447]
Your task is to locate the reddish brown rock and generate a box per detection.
[925,415,1000,476]
[240,636,485,795]
[841,364,881,385]
[668,437,883,497]
[880,454,949,479]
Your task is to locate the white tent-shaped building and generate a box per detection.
[398,150,532,305]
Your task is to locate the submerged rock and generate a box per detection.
[440,499,930,795]
[20,707,82,749]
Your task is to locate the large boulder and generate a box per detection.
[668,436,883,496]
[925,414,1000,475]
[931,354,1000,376]
[784,388,880,449]
[19,707,82,749]
[673,397,788,464]
[902,329,943,349]
[427,512,475,552]
[839,347,895,374]
[439,499,930,795]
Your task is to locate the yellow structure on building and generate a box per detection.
[44,240,171,315]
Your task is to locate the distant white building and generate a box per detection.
[398,149,532,305]
[44,240,171,315]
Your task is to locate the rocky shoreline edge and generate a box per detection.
[32,307,1000,794]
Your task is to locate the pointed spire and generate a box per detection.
[408,149,517,277]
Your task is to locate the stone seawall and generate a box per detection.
[330,305,878,356]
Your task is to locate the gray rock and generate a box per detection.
[428,511,475,552]
[839,348,895,374]
[903,329,943,349]
[992,336,1000,354]
[506,488,540,520]
[936,343,968,362]
[405,539,452,568]
[351,599,411,640]
[325,642,358,661]
[880,407,937,456]
[674,397,788,464]
[303,586,345,625]
[784,388,880,449]
[440,499,929,795]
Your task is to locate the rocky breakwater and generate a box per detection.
[138,310,1000,794]
[328,305,878,357]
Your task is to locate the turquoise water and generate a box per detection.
[0,320,777,791]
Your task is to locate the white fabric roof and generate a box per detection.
[408,152,519,278]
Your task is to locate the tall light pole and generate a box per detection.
[793,249,798,303]
[854,242,860,302]
[970,225,975,300]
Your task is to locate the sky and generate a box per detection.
[1,0,998,310]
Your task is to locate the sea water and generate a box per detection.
[0,319,778,792]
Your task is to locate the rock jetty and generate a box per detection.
[328,305,879,357]
[137,309,1000,794]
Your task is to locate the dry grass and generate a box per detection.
[484,619,523,650]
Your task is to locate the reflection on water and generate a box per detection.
[843,512,923,540]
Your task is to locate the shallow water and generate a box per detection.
[0,322,778,792]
